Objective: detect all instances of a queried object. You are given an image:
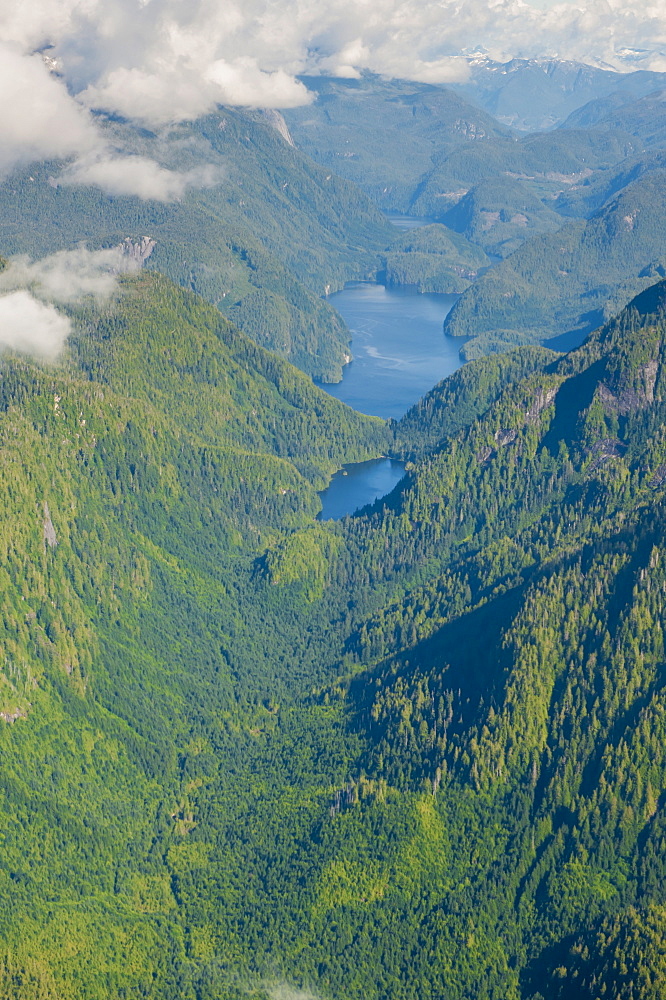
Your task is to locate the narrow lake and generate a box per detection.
[317,221,466,519]
[321,283,461,420]
[385,212,437,231]
[318,457,407,521]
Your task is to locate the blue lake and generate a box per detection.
[317,457,407,520]
[385,212,437,231]
[316,210,468,520]
[316,257,466,518]
[321,282,462,420]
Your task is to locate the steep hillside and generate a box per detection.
[409,124,637,221]
[381,223,490,292]
[555,148,666,218]
[439,177,562,258]
[332,281,666,998]
[283,74,513,211]
[444,171,666,357]
[563,88,666,148]
[4,255,666,1000]
[211,278,666,1000]
[0,108,394,381]
[0,270,391,998]
[452,58,666,131]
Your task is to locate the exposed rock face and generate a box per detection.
[119,236,156,264]
[43,501,57,548]
[599,359,660,414]
[649,464,666,489]
[587,438,625,470]
[495,428,517,447]
[526,386,558,423]
[261,109,295,148]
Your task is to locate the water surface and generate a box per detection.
[385,212,436,231]
[322,283,462,420]
[318,458,406,520]
[318,214,465,519]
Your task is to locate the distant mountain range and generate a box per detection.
[453,57,666,131]
[0,108,392,383]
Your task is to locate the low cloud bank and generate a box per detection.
[0,247,140,360]
[0,291,71,360]
[58,155,224,201]
[0,0,665,195]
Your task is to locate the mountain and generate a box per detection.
[0,266,392,998]
[283,75,640,257]
[555,148,666,218]
[0,108,394,382]
[318,279,666,999]
[4,234,666,997]
[283,74,514,212]
[452,57,666,131]
[381,223,491,292]
[437,176,563,258]
[5,54,666,999]
[562,88,666,147]
[444,171,666,358]
[407,124,638,222]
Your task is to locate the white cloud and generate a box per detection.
[0,0,665,193]
[0,246,143,359]
[0,290,71,360]
[0,246,139,303]
[58,153,223,200]
[0,43,97,174]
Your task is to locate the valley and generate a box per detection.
[2,43,666,1000]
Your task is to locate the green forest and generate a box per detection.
[4,53,666,1000]
[1,255,666,998]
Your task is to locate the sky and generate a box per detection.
[0,0,664,200]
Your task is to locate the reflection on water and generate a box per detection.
[318,212,465,519]
[321,282,462,420]
[385,212,436,231]
[317,457,406,521]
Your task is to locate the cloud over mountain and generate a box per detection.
[0,246,140,360]
[1,0,665,194]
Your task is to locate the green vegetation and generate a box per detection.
[445,171,666,357]
[284,75,637,230]
[451,57,666,132]
[2,257,666,999]
[284,74,511,212]
[7,56,666,1000]
[381,223,490,293]
[0,108,394,381]
[439,177,562,259]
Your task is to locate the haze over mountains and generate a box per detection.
[4,20,666,1000]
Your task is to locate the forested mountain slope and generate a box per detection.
[0,108,394,382]
[283,75,638,224]
[381,223,491,293]
[438,176,563,259]
[329,279,666,999]
[0,270,389,998]
[193,278,666,1000]
[444,171,666,358]
[563,88,666,148]
[4,247,666,999]
[452,58,666,132]
[283,75,512,211]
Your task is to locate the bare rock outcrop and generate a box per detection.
[119,236,156,265]
[43,501,57,548]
